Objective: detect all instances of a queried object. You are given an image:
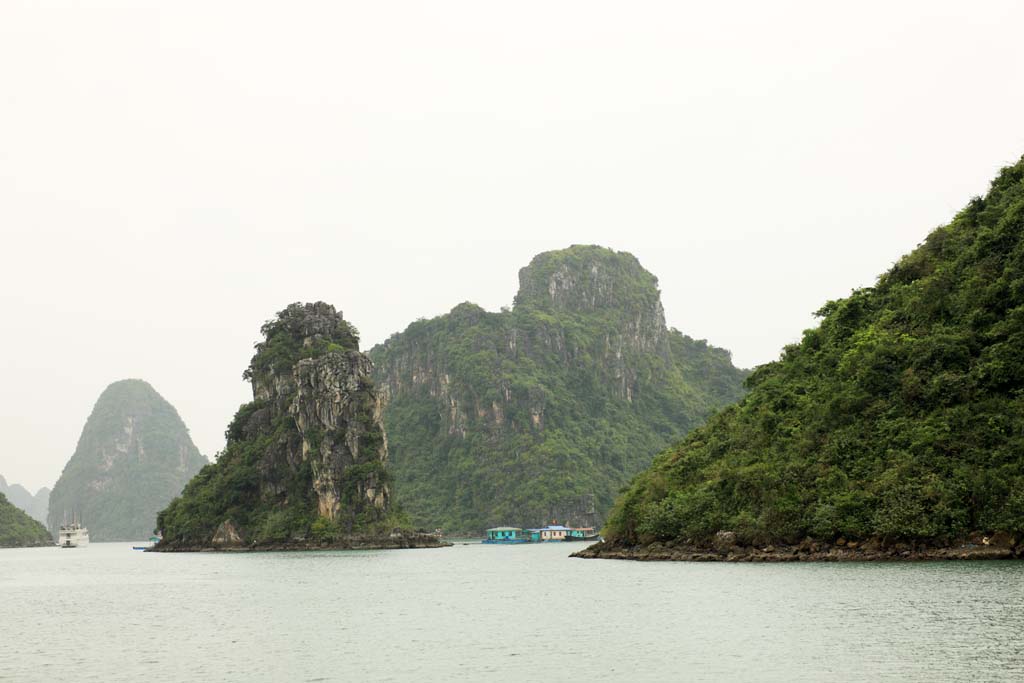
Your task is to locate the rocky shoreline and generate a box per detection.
[150,530,451,553]
[572,531,1023,562]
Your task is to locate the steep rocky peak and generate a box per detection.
[262,302,358,350]
[514,245,666,320]
[233,302,390,524]
[98,378,160,402]
[278,301,355,343]
[513,245,669,356]
[247,302,361,403]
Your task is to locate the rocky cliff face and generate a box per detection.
[156,303,409,550]
[370,245,748,533]
[47,379,207,541]
[243,303,390,525]
[290,351,390,519]
[0,475,49,525]
[514,245,671,359]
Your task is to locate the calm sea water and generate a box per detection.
[2,541,1022,682]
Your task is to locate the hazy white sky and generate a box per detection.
[2,1,1023,492]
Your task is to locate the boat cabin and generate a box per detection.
[566,527,596,539]
[536,525,570,541]
[485,527,527,542]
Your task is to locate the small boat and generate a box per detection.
[58,522,89,548]
[562,527,601,542]
[132,535,162,551]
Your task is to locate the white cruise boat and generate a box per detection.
[58,521,89,548]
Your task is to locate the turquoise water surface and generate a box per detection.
[2,541,1022,681]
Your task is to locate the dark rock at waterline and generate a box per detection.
[152,528,450,553]
[572,537,1024,562]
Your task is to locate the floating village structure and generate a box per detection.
[483,524,600,544]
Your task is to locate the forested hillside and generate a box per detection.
[602,157,1024,550]
[371,245,748,533]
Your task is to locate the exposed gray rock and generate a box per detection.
[212,520,244,547]
[713,530,737,552]
[291,350,390,520]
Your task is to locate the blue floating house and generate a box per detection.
[484,524,601,544]
[483,527,529,543]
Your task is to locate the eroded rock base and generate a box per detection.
[573,536,1024,562]
[151,531,451,553]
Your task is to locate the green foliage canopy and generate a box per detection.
[606,157,1024,546]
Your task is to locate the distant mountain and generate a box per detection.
[369,245,748,534]
[47,379,207,541]
[0,492,52,547]
[593,156,1024,558]
[0,475,49,525]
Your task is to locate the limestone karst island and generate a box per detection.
[369,245,747,535]
[154,302,445,551]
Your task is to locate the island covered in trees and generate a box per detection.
[579,156,1024,561]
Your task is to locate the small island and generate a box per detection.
[153,302,448,552]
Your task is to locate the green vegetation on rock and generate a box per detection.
[370,245,748,534]
[157,303,403,549]
[605,157,1024,548]
[0,492,52,547]
[47,379,207,541]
